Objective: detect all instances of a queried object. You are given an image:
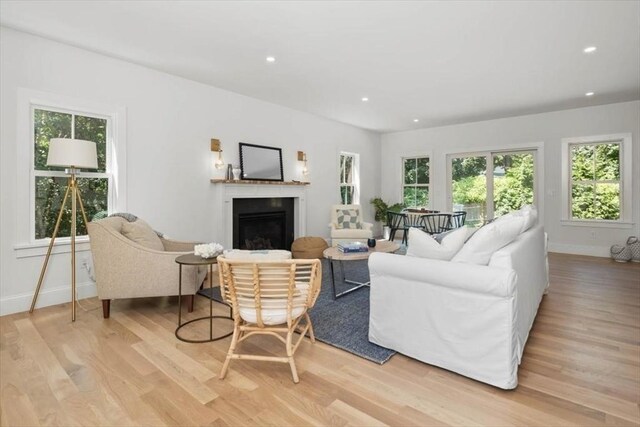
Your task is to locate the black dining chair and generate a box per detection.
[386,211,408,244]
[420,213,452,235]
[447,211,467,230]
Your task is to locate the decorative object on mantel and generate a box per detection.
[194,242,224,259]
[211,139,225,169]
[239,142,284,181]
[30,138,98,322]
[232,166,241,180]
[211,179,310,185]
[225,164,233,180]
[298,151,309,177]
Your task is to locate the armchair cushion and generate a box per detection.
[121,219,164,251]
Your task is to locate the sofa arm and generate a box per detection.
[369,253,516,298]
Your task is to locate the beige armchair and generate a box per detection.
[329,204,373,246]
[87,217,206,318]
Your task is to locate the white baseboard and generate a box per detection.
[548,242,610,258]
[0,281,97,317]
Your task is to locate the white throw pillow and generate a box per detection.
[494,205,538,234]
[406,226,469,261]
[451,215,526,265]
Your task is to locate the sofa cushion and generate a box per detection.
[121,219,164,251]
[407,226,469,261]
[221,250,292,260]
[335,209,363,229]
[494,205,538,233]
[451,215,525,265]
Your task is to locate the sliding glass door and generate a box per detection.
[449,150,537,226]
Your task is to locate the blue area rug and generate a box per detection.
[197,259,396,364]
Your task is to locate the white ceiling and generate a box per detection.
[1,1,639,133]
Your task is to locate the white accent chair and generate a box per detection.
[329,204,373,246]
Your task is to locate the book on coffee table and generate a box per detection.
[337,242,369,253]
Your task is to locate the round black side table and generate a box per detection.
[174,253,233,343]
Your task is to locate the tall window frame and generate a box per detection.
[561,133,633,226]
[339,152,360,204]
[15,89,127,257]
[32,105,112,241]
[402,156,430,208]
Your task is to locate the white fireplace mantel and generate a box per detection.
[211,181,308,249]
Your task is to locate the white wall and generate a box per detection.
[381,101,640,256]
[0,27,380,315]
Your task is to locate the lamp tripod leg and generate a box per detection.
[30,182,72,313]
[71,178,77,322]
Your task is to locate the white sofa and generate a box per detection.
[368,225,548,389]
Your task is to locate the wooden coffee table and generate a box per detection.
[322,240,401,299]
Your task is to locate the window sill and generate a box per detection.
[14,237,91,259]
[560,219,635,229]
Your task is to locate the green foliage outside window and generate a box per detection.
[339,153,355,204]
[570,143,620,220]
[34,108,109,239]
[403,157,429,207]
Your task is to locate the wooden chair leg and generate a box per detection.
[186,294,194,313]
[102,300,111,319]
[220,323,240,380]
[286,330,299,383]
[304,312,316,343]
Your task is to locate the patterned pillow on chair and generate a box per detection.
[336,209,363,229]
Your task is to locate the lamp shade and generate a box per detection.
[47,138,98,169]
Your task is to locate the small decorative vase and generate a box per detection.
[232,167,241,181]
[383,226,391,240]
[225,164,233,180]
[627,236,640,262]
[610,244,631,263]
[367,238,377,248]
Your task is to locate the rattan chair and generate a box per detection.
[217,257,322,383]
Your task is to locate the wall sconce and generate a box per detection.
[298,151,309,176]
[211,139,225,169]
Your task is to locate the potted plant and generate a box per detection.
[370,198,405,240]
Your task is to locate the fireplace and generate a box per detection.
[233,198,294,250]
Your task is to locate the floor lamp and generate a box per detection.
[30,138,98,322]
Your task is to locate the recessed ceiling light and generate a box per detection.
[413,119,419,123]
[585,92,595,96]
[266,56,276,63]
[583,46,597,53]
[361,97,369,102]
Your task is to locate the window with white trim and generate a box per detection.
[562,133,633,224]
[402,156,430,207]
[339,152,359,204]
[32,106,111,240]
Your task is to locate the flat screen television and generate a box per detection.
[239,143,284,181]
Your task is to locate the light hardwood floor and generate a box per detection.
[1,253,639,426]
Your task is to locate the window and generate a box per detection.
[402,157,430,207]
[562,133,632,225]
[339,152,359,204]
[449,150,537,227]
[32,106,110,240]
